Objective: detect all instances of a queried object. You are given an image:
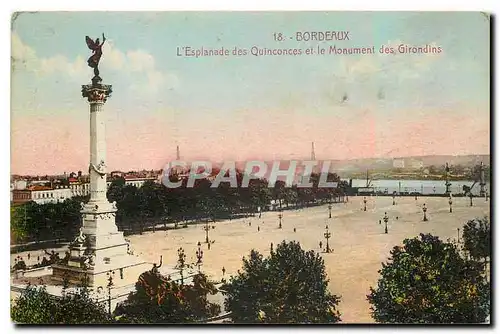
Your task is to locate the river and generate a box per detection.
[348,179,489,196]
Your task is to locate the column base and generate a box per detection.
[52,255,151,288]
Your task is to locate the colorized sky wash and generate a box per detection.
[11,12,490,175]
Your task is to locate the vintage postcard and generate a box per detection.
[10,11,490,324]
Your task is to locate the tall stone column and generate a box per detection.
[83,83,112,203]
[52,80,148,288]
[79,82,126,262]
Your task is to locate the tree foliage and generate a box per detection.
[223,240,341,323]
[114,270,220,323]
[11,170,347,243]
[367,233,490,324]
[10,197,84,244]
[462,217,490,262]
[11,285,112,324]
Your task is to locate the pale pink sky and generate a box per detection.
[11,103,489,176]
[11,12,490,175]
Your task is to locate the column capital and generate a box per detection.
[82,83,113,104]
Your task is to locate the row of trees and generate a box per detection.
[11,285,112,324]
[11,197,86,244]
[368,234,489,323]
[109,171,346,229]
[12,217,490,324]
[11,172,347,243]
[114,272,221,323]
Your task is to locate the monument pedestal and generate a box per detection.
[52,256,150,288]
[52,201,152,287]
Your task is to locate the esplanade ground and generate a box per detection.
[126,195,489,323]
[10,195,489,322]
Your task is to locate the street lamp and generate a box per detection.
[106,270,115,315]
[363,197,367,211]
[203,221,215,243]
[177,247,186,285]
[449,196,453,213]
[323,225,332,253]
[278,212,283,229]
[423,204,428,221]
[383,212,389,234]
[196,247,204,273]
[328,203,332,218]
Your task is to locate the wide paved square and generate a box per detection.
[128,195,490,323]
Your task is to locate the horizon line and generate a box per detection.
[10,152,490,176]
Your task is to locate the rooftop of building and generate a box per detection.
[25,185,53,191]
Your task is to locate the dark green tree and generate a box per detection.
[11,285,112,324]
[462,217,490,264]
[250,178,272,213]
[10,198,82,244]
[272,180,286,209]
[11,204,29,244]
[107,177,126,203]
[115,270,220,323]
[367,233,490,324]
[223,240,341,323]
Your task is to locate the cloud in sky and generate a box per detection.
[12,33,39,72]
[11,33,177,94]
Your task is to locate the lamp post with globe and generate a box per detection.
[195,246,203,273]
[383,212,389,234]
[203,221,215,244]
[324,225,332,253]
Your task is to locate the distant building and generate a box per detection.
[12,185,73,204]
[11,190,32,204]
[31,186,73,204]
[13,180,27,190]
[408,159,424,169]
[392,159,405,168]
[29,180,52,186]
[110,171,124,178]
[11,171,159,204]
[69,178,90,197]
[122,175,157,188]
